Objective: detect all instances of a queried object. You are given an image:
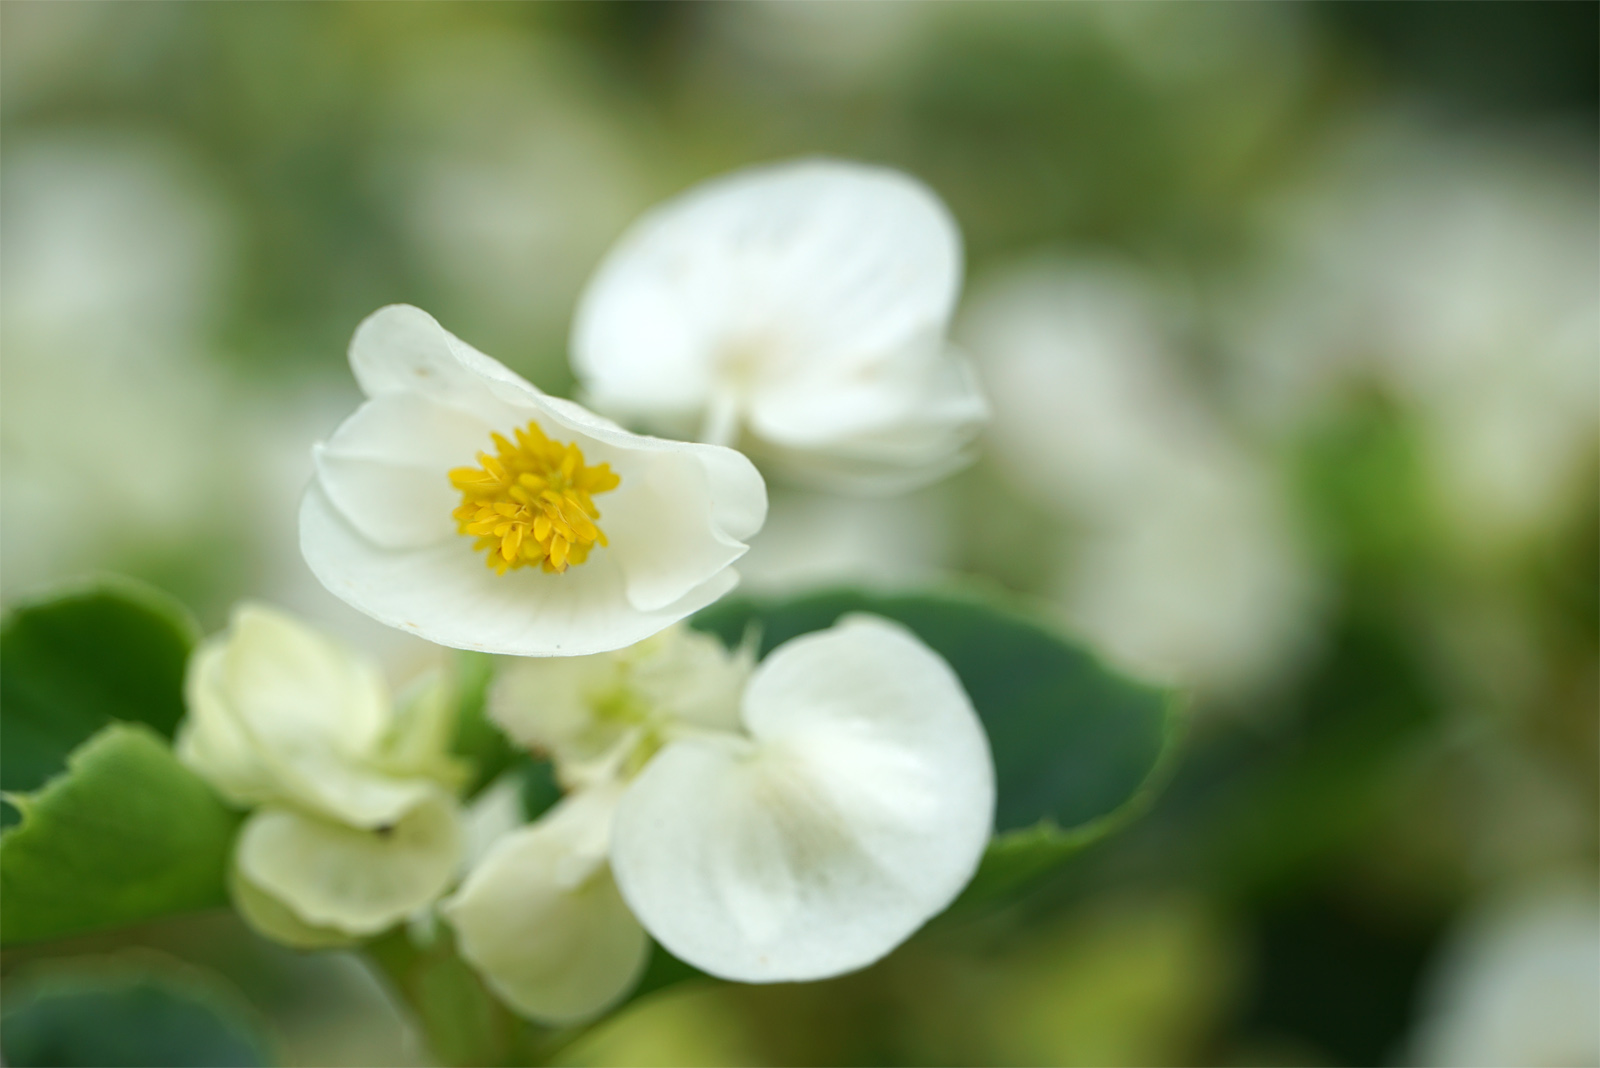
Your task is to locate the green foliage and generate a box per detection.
[0,725,241,946]
[1,578,200,799]
[369,926,567,1068]
[515,756,563,823]
[0,964,272,1068]
[451,650,517,799]
[692,587,1183,904]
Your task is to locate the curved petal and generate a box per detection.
[177,640,281,808]
[307,307,765,656]
[230,866,356,950]
[215,604,390,757]
[300,481,741,656]
[598,447,752,614]
[315,393,498,549]
[489,625,751,783]
[349,304,502,408]
[610,615,994,983]
[235,792,463,936]
[443,786,649,1025]
[754,345,989,494]
[178,604,439,827]
[573,159,962,424]
[489,651,637,777]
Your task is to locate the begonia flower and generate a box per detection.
[179,604,465,941]
[571,159,988,493]
[445,615,994,1022]
[301,304,767,657]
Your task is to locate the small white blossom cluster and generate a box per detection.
[179,604,466,945]
[180,159,997,1023]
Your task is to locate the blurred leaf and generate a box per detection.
[0,963,272,1068]
[1,724,241,946]
[692,588,1183,904]
[515,755,562,823]
[450,650,516,799]
[1,578,200,801]
[368,925,564,1068]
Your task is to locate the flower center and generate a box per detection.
[449,421,620,575]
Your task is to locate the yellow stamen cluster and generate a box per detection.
[449,421,620,575]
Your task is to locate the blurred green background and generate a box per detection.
[2,2,1595,1065]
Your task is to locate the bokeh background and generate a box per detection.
[2,2,1596,1065]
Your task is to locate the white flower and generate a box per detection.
[488,622,752,789]
[301,304,767,657]
[444,783,649,1026]
[960,259,1320,698]
[571,159,989,493]
[1407,879,1599,1067]
[179,604,465,941]
[445,616,995,1022]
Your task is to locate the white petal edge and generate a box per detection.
[180,605,438,827]
[443,785,649,1025]
[572,159,962,422]
[610,615,995,982]
[230,866,357,950]
[235,791,463,935]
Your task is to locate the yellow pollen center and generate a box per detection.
[449,421,620,575]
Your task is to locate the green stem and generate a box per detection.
[365,926,565,1067]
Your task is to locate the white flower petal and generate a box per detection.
[574,159,961,420]
[489,652,634,775]
[314,393,497,549]
[214,603,389,755]
[444,786,649,1025]
[610,615,995,982]
[301,480,741,658]
[305,306,766,656]
[459,774,528,875]
[180,604,436,827]
[177,639,281,809]
[573,159,985,488]
[349,303,500,407]
[230,867,356,950]
[235,791,463,936]
[489,624,752,785]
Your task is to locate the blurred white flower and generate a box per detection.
[1406,879,1599,1067]
[446,616,995,1022]
[572,159,989,493]
[300,305,767,657]
[444,782,649,1026]
[489,624,752,791]
[1225,118,1599,553]
[179,604,465,943]
[962,259,1319,697]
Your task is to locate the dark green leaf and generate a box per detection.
[1,578,199,799]
[0,965,272,1068]
[1,724,242,946]
[450,650,516,799]
[515,755,562,822]
[693,587,1183,901]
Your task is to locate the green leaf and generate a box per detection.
[450,650,516,799]
[1,963,272,1068]
[692,587,1184,902]
[1,724,242,946]
[1,577,200,799]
